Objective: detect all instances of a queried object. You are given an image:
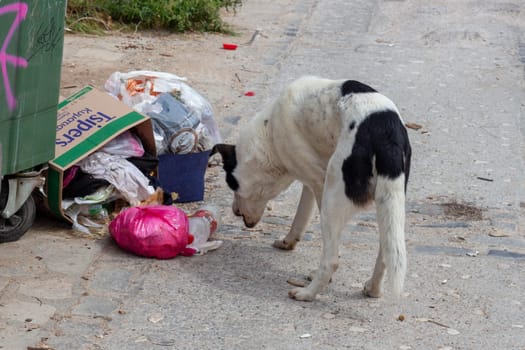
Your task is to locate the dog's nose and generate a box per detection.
[234,208,242,217]
[243,217,256,228]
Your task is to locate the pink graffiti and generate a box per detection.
[0,2,28,111]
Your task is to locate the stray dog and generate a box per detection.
[212,76,411,301]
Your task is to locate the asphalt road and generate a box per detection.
[1,1,524,349]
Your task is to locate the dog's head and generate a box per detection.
[211,143,290,228]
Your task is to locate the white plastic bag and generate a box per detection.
[104,70,187,109]
[78,152,155,206]
[104,71,222,155]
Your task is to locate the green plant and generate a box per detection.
[66,0,242,34]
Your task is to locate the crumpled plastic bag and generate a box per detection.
[104,70,221,155]
[61,185,118,236]
[101,131,144,157]
[104,70,188,108]
[78,151,155,206]
[109,205,195,259]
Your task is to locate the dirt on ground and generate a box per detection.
[59,7,282,143]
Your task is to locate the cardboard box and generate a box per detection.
[46,86,156,223]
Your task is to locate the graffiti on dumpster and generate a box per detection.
[27,17,62,61]
[0,2,28,111]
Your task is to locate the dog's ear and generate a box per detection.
[211,144,239,191]
[211,143,239,183]
[211,144,236,164]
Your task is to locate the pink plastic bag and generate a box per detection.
[109,205,195,259]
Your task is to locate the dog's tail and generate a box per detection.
[375,175,407,297]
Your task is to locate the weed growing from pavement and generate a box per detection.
[66,0,242,34]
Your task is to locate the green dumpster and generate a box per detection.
[0,0,65,176]
[0,0,66,242]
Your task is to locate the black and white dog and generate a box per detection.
[212,76,411,301]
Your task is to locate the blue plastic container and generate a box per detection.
[158,150,211,203]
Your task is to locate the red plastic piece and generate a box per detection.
[223,43,238,50]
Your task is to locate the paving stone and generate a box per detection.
[89,269,132,293]
[262,216,292,226]
[488,250,525,259]
[0,300,56,324]
[0,324,49,350]
[0,276,9,293]
[0,257,47,277]
[418,222,471,228]
[302,233,314,241]
[489,221,518,232]
[18,278,73,300]
[50,317,105,349]
[33,240,102,275]
[414,245,473,256]
[72,296,119,317]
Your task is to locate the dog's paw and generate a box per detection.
[307,270,332,283]
[288,287,316,302]
[363,279,382,298]
[273,238,296,250]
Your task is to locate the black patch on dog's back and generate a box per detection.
[341,80,377,96]
[342,110,411,205]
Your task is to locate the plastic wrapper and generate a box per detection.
[101,131,144,157]
[62,185,117,236]
[104,70,221,155]
[78,152,155,206]
[109,205,195,259]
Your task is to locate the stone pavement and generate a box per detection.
[1,0,525,349]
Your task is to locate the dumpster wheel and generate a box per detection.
[0,180,36,243]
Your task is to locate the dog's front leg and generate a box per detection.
[273,185,316,250]
[288,205,345,301]
[289,172,351,301]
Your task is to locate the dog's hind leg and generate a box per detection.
[364,175,407,298]
[273,185,316,250]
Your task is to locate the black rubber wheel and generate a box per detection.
[0,180,37,243]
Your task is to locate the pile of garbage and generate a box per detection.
[54,71,223,257]
[104,71,222,155]
[61,130,160,235]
